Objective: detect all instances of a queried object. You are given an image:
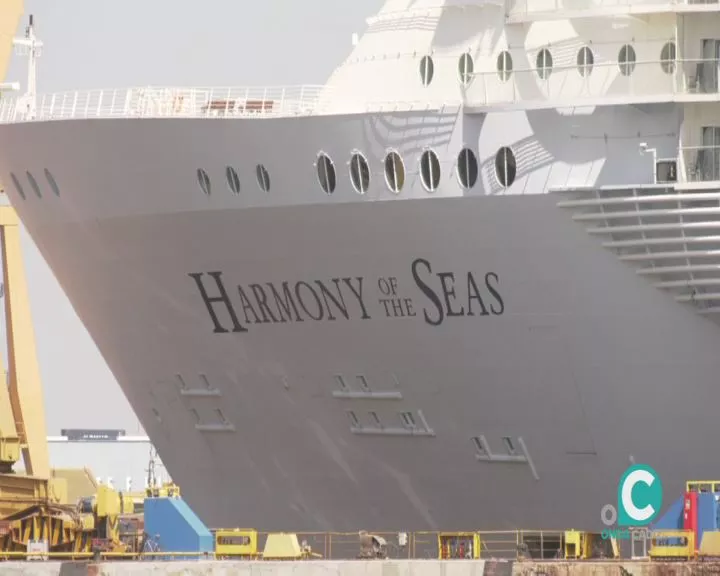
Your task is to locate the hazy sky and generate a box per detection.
[4,0,383,487]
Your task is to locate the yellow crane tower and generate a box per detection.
[0,0,65,515]
[0,0,24,83]
[0,195,65,514]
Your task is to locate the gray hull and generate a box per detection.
[0,111,716,532]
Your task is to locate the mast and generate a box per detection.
[11,14,43,119]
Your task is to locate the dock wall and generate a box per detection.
[0,560,714,576]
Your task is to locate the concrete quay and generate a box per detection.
[0,560,715,576]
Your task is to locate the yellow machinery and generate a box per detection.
[0,198,65,516]
[0,484,136,554]
[563,530,618,560]
[438,532,481,559]
[649,529,695,560]
[686,481,720,493]
[214,529,259,559]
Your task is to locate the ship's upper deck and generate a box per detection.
[3,0,720,122]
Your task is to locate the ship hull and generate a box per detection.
[0,115,717,532]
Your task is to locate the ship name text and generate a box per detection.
[189,257,504,334]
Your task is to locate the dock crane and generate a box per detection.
[0,10,65,517]
[0,195,65,515]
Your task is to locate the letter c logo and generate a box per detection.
[617,464,662,526]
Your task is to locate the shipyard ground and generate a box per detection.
[0,560,716,576]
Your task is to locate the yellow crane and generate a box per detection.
[0,0,23,84]
[0,0,65,516]
[0,195,64,515]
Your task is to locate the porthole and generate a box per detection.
[349,152,370,194]
[9,172,25,200]
[660,41,676,74]
[495,147,517,188]
[419,55,434,86]
[497,51,513,82]
[456,148,478,190]
[44,169,60,196]
[384,151,405,194]
[536,48,553,80]
[226,166,240,194]
[618,44,636,76]
[316,153,336,194]
[420,149,441,193]
[26,171,41,199]
[256,164,270,192]
[458,53,474,86]
[577,46,594,77]
[197,168,211,196]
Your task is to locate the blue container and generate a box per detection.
[143,497,213,560]
[653,496,684,530]
[696,492,719,550]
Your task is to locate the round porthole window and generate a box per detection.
[661,41,676,74]
[316,153,336,194]
[44,169,60,196]
[384,151,405,194]
[9,172,25,200]
[420,149,441,192]
[226,166,241,194]
[26,171,42,199]
[497,51,513,82]
[619,44,636,76]
[456,148,478,190]
[536,48,553,80]
[197,168,211,196]
[458,53,474,86]
[349,152,370,194]
[577,46,594,77]
[495,147,517,188]
[419,55,434,86]
[256,164,270,192]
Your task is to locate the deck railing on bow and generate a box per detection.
[0,85,331,122]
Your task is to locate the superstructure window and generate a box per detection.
[420,149,441,192]
[256,164,270,192]
[400,411,417,430]
[661,41,676,74]
[495,147,517,188]
[457,148,478,190]
[347,411,359,427]
[502,436,517,455]
[618,44,636,76]
[577,46,594,77]
[316,153,336,194]
[26,171,42,199]
[536,48,553,80]
[419,55,434,86]
[9,173,25,200]
[226,166,241,194]
[497,51,513,82]
[384,151,405,194]
[349,152,370,194]
[44,169,60,196]
[196,168,211,196]
[458,53,474,86]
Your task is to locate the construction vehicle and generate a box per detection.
[563,530,618,560]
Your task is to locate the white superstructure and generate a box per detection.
[1,1,720,534]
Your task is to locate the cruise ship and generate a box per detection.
[1,0,720,533]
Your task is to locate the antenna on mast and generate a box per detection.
[12,14,43,119]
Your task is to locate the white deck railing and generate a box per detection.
[3,56,720,123]
[508,0,720,20]
[0,85,331,123]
